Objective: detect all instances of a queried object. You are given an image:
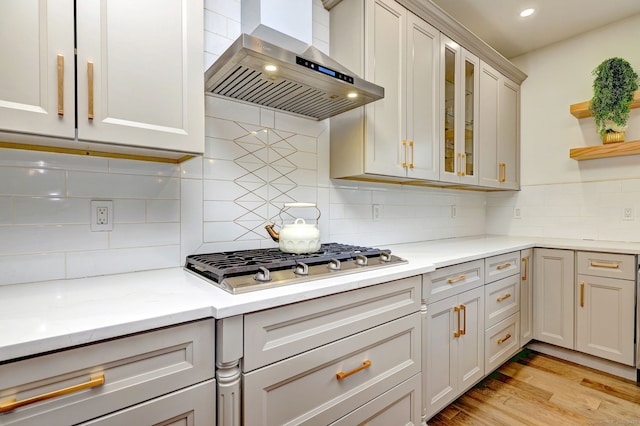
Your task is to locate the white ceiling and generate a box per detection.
[429,0,640,59]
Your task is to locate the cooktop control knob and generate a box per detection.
[254,266,271,282]
[294,262,309,276]
[328,258,341,270]
[356,255,368,266]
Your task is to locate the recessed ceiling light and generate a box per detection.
[520,8,535,17]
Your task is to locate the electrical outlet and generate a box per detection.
[514,207,522,219]
[372,204,382,221]
[623,207,634,221]
[91,200,113,231]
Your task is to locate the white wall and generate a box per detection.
[486,13,640,241]
[0,0,486,286]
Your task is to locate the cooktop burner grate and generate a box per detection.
[185,243,387,279]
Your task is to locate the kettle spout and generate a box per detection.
[265,224,280,242]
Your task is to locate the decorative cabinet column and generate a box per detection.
[216,316,243,426]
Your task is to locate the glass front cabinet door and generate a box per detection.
[440,35,479,185]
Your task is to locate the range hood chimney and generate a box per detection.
[204,0,384,121]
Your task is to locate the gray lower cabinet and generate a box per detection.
[0,319,216,426]
[242,276,422,426]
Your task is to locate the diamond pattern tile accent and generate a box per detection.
[205,122,318,242]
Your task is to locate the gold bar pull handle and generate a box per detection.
[497,333,511,344]
[0,374,105,414]
[447,274,467,284]
[590,261,619,269]
[456,153,462,176]
[87,61,94,120]
[453,306,461,338]
[461,153,466,176]
[580,282,584,307]
[409,141,415,169]
[57,54,64,116]
[402,140,408,168]
[460,304,466,336]
[499,162,506,182]
[336,360,371,380]
[497,293,512,302]
[521,257,528,281]
[496,263,512,270]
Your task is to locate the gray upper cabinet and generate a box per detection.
[328,0,525,190]
[478,61,521,189]
[329,0,440,182]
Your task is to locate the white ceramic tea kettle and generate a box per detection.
[265,203,321,254]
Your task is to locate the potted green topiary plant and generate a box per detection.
[590,57,639,143]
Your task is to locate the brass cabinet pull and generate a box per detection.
[0,374,105,414]
[456,153,463,176]
[496,263,511,270]
[409,141,415,168]
[521,257,528,281]
[497,293,512,302]
[447,274,467,284]
[57,54,64,116]
[580,282,585,307]
[460,304,466,336]
[87,61,94,120]
[497,333,511,344]
[453,306,461,338]
[590,261,619,269]
[336,360,371,380]
[460,153,466,176]
[402,140,408,168]
[499,162,506,182]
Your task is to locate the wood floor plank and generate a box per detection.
[428,350,640,425]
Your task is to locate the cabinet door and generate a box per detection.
[499,77,520,189]
[520,249,533,345]
[364,0,406,177]
[576,274,635,366]
[406,13,439,180]
[533,248,575,349]
[440,37,478,184]
[80,380,216,426]
[457,286,484,391]
[0,0,75,139]
[478,62,520,189]
[478,62,500,188]
[76,0,203,153]
[424,296,457,419]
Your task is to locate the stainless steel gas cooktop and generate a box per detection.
[184,243,407,294]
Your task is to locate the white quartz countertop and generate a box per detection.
[2,235,640,362]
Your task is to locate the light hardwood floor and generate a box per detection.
[428,350,640,425]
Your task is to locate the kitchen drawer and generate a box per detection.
[80,379,216,425]
[485,251,521,283]
[485,313,519,373]
[243,312,421,426]
[577,251,636,280]
[485,274,520,328]
[0,319,215,426]
[329,374,421,426]
[244,275,421,371]
[424,260,484,304]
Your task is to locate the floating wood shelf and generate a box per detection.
[570,140,640,160]
[570,91,640,118]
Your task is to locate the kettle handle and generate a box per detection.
[279,203,321,222]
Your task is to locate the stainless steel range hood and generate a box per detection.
[204,33,384,121]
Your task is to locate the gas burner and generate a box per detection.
[184,243,407,294]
